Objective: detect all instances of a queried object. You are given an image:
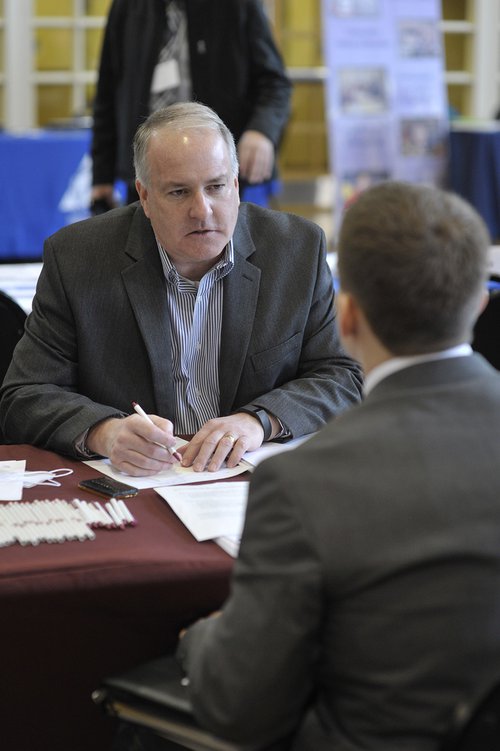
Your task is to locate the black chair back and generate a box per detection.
[472,288,500,369]
[0,289,27,384]
[441,679,500,751]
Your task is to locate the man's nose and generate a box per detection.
[189,190,212,219]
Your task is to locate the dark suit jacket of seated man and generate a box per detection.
[0,103,362,473]
[173,182,500,750]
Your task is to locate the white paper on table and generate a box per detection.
[0,460,26,501]
[214,534,241,558]
[242,433,315,469]
[84,439,249,489]
[155,481,249,541]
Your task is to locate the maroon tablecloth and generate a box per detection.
[0,445,234,751]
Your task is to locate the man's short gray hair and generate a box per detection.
[133,102,239,186]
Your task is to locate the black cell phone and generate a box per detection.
[78,477,139,499]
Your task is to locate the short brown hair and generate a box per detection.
[337,181,490,354]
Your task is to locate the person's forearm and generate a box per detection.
[85,416,122,457]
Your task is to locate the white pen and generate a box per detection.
[132,401,182,461]
[117,498,137,526]
[105,501,125,529]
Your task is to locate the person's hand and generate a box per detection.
[179,413,267,472]
[90,184,118,214]
[237,130,274,184]
[86,414,179,476]
[90,184,116,203]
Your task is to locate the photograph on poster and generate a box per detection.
[400,118,445,157]
[398,20,441,58]
[339,68,388,115]
[341,170,390,209]
[335,121,394,172]
[330,0,379,17]
[396,69,446,113]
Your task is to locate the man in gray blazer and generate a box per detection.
[0,102,362,474]
[175,182,500,750]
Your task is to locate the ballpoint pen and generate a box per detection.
[132,402,182,462]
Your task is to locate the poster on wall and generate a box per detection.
[321,0,449,234]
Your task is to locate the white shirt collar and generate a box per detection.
[364,344,473,396]
[156,238,234,286]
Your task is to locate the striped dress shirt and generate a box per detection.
[158,240,234,434]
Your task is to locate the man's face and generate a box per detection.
[137,127,240,280]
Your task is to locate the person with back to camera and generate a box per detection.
[122,181,500,751]
[0,102,362,474]
[90,0,292,211]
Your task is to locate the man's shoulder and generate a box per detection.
[47,202,148,246]
[238,201,322,232]
[255,411,369,477]
[43,203,153,274]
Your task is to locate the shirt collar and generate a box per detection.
[157,238,234,287]
[364,344,473,396]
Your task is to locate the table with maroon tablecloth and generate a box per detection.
[0,444,234,751]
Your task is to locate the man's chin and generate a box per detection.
[184,234,227,254]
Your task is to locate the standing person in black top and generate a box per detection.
[90,0,292,212]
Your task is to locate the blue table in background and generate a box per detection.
[0,129,93,260]
[0,129,278,262]
[448,123,500,242]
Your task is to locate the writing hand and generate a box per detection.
[86,413,178,476]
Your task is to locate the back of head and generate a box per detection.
[337,181,490,354]
[133,101,239,186]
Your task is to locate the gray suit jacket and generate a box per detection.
[178,355,500,750]
[0,202,362,455]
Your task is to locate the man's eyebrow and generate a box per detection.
[162,180,188,190]
[161,174,229,189]
[195,174,230,186]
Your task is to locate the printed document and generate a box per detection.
[155,481,249,542]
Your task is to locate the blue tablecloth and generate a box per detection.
[0,129,93,260]
[448,125,500,241]
[0,129,278,261]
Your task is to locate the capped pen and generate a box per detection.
[132,401,182,461]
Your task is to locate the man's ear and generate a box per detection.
[135,179,149,215]
[477,289,490,317]
[337,290,359,342]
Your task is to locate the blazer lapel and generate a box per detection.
[121,210,175,417]
[219,220,261,414]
